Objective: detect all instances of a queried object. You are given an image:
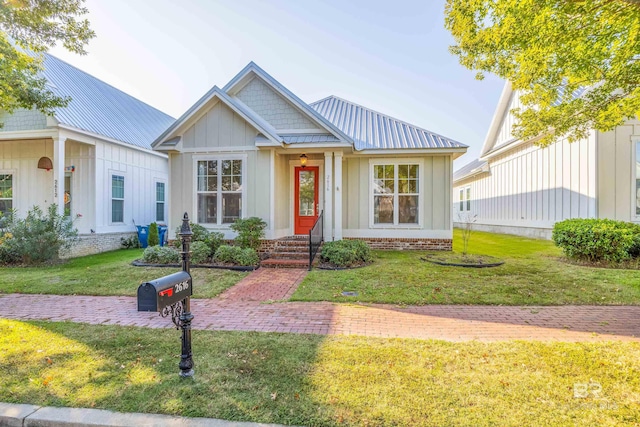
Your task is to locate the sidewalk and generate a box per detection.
[1,268,639,342]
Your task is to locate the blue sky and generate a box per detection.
[49,0,504,168]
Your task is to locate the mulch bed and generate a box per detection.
[421,253,504,268]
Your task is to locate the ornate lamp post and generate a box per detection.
[177,212,194,377]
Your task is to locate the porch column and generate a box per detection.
[333,151,343,240]
[52,137,65,216]
[324,151,333,241]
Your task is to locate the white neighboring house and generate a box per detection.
[0,54,175,256]
[453,82,640,239]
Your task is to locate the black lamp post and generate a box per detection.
[178,212,194,377]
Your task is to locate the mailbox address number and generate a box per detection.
[158,280,190,298]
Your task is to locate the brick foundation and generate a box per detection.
[345,237,452,251]
[61,232,137,258]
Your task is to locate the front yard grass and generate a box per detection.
[1,319,638,426]
[292,230,640,305]
[0,249,246,298]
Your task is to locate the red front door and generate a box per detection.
[294,166,319,235]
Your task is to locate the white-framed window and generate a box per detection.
[635,139,640,218]
[196,157,245,225]
[459,186,471,212]
[371,161,420,226]
[111,175,125,223]
[0,174,13,215]
[155,182,166,222]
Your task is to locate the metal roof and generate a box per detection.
[42,53,175,150]
[453,159,488,182]
[310,96,467,151]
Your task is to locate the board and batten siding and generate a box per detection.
[454,133,597,238]
[342,155,452,239]
[597,119,640,222]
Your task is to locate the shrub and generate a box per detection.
[190,240,210,264]
[231,217,266,250]
[552,218,640,263]
[321,239,372,267]
[173,222,210,248]
[120,234,139,249]
[1,204,78,264]
[142,245,180,264]
[213,245,259,266]
[148,222,159,247]
[204,231,224,257]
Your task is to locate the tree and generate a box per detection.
[445,0,640,147]
[0,0,94,121]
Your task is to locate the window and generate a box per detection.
[196,159,243,225]
[636,141,640,216]
[111,175,124,223]
[372,163,419,225]
[459,186,471,212]
[156,182,165,222]
[459,189,464,212]
[466,187,471,211]
[0,174,13,215]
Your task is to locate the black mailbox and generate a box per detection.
[137,271,192,312]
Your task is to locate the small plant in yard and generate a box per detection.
[214,244,259,266]
[141,246,179,264]
[458,212,477,255]
[320,239,372,267]
[120,234,139,249]
[190,240,210,264]
[0,204,78,264]
[148,222,160,247]
[231,217,267,250]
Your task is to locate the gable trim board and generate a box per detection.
[157,61,466,248]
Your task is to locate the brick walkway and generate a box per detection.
[1,268,639,342]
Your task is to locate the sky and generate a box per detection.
[49,0,505,169]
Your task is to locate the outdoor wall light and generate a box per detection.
[37,156,53,171]
[299,153,308,168]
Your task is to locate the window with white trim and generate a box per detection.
[459,186,471,212]
[111,175,124,223]
[156,182,165,222]
[372,163,419,225]
[636,141,640,216]
[197,159,243,225]
[0,174,13,215]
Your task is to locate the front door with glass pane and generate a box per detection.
[294,166,319,235]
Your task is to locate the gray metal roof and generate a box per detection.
[43,53,175,150]
[453,158,488,182]
[310,96,467,151]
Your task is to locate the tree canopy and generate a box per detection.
[445,0,640,147]
[0,0,94,119]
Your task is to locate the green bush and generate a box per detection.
[320,239,372,267]
[552,218,640,263]
[190,241,210,264]
[173,223,210,247]
[1,204,78,264]
[142,246,180,264]
[148,222,159,247]
[213,245,259,266]
[230,217,266,250]
[120,234,139,249]
[204,232,224,257]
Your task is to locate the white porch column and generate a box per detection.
[333,151,343,240]
[52,137,65,216]
[324,151,333,241]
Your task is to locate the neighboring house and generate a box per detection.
[0,54,175,256]
[453,82,640,239]
[153,62,467,250]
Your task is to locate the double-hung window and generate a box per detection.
[372,162,419,225]
[111,175,124,223]
[197,159,243,225]
[459,186,471,212]
[156,182,165,222]
[0,174,13,215]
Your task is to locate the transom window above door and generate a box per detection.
[196,158,244,225]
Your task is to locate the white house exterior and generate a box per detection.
[153,62,467,250]
[0,54,175,256]
[453,82,640,239]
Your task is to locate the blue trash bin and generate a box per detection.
[136,225,149,248]
[158,225,168,247]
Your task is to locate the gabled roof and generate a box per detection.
[151,86,283,149]
[42,53,175,150]
[310,96,467,151]
[453,159,488,183]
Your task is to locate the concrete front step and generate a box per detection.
[261,258,309,269]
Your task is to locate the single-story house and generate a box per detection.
[453,82,640,239]
[0,54,175,256]
[153,62,467,250]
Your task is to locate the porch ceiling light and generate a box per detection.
[38,156,53,171]
[299,153,308,168]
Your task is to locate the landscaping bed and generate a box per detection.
[421,252,504,268]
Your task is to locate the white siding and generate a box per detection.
[494,92,523,147]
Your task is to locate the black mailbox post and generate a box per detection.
[137,212,195,378]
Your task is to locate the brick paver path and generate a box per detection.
[1,268,639,342]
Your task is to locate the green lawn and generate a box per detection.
[1,319,638,426]
[292,230,640,305]
[0,249,246,298]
